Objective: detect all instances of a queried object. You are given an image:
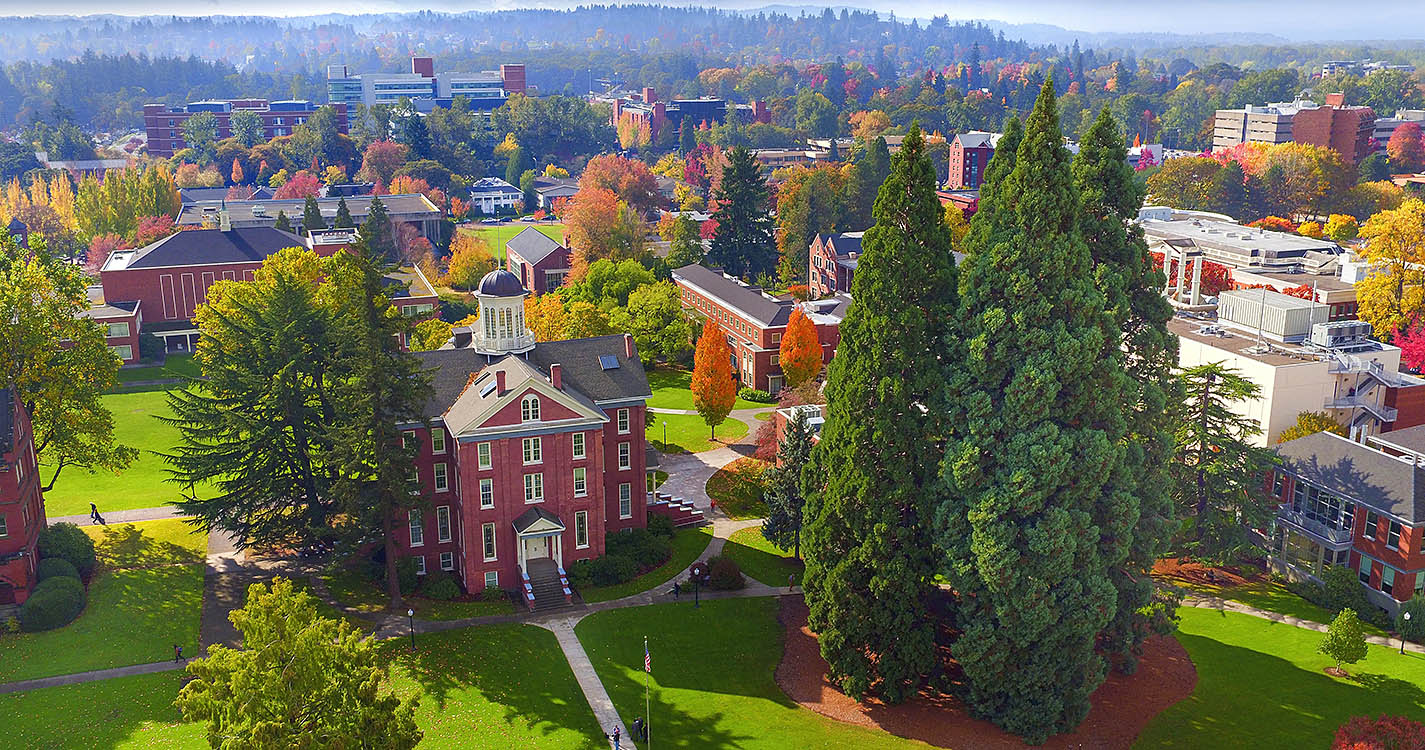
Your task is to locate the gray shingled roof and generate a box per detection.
[1277,431,1425,522]
[513,506,565,533]
[824,233,863,258]
[672,263,792,327]
[1373,424,1425,457]
[506,227,565,265]
[0,388,13,456]
[954,132,994,149]
[124,227,307,269]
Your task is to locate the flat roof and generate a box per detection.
[176,194,439,226]
[1169,315,1324,367]
[1230,269,1355,293]
[1142,218,1340,267]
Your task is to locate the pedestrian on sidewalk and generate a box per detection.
[671,581,681,599]
[173,644,184,663]
[90,503,106,526]
[608,726,621,749]
[788,573,795,592]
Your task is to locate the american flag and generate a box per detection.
[644,639,651,673]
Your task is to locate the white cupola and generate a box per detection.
[474,269,535,355]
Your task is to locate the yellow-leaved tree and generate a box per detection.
[1356,198,1425,338]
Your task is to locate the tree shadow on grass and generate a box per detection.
[92,523,204,570]
[721,535,803,588]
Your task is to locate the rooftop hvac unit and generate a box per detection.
[1310,320,1371,349]
[251,205,267,217]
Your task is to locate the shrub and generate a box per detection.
[421,572,461,601]
[567,558,594,588]
[18,576,87,632]
[3,616,19,634]
[707,555,745,590]
[480,587,507,603]
[1333,714,1425,749]
[738,387,775,403]
[366,553,420,594]
[645,514,675,539]
[589,555,638,586]
[1323,564,1373,616]
[36,557,80,583]
[38,523,97,578]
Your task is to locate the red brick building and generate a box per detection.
[1270,430,1425,613]
[0,389,45,605]
[672,264,847,394]
[947,132,994,189]
[143,100,348,158]
[609,88,770,141]
[505,227,572,294]
[1291,93,1376,164]
[394,270,656,608]
[808,232,863,298]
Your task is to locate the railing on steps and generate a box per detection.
[520,568,536,610]
[556,564,574,604]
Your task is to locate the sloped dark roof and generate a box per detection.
[478,268,525,297]
[470,177,522,195]
[124,227,307,269]
[512,506,565,533]
[824,233,863,259]
[671,263,792,327]
[1372,424,1425,457]
[1277,431,1425,522]
[0,388,13,456]
[506,227,565,265]
[954,132,994,149]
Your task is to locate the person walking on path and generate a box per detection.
[89,503,106,526]
[173,644,184,664]
[670,581,681,599]
[608,726,621,749]
[788,573,795,592]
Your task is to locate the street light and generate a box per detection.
[407,608,416,652]
[662,420,667,452]
[1402,611,1412,654]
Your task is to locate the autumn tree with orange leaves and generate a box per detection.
[560,186,648,279]
[779,307,822,388]
[691,319,736,440]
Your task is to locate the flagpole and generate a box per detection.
[644,635,651,749]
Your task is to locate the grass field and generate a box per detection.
[646,367,769,412]
[1168,578,1391,638]
[577,598,932,750]
[465,222,565,264]
[83,518,206,570]
[579,526,714,604]
[115,355,199,385]
[647,412,748,454]
[42,389,188,517]
[1136,606,1425,748]
[322,566,516,621]
[0,671,202,749]
[722,527,803,587]
[706,458,771,520]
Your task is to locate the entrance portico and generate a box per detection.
[513,506,566,573]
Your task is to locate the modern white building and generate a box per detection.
[327,57,525,110]
[469,178,525,215]
[1140,207,1343,273]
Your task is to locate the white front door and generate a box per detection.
[525,536,550,560]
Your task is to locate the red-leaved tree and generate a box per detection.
[579,154,662,214]
[133,215,178,246]
[1249,216,1296,232]
[1333,714,1425,750]
[1387,123,1425,174]
[1394,319,1425,371]
[85,233,129,274]
[272,170,321,200]
[1283,284,1316,300]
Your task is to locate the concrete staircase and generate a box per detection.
[525,558,572,612]
[647,492,707,527]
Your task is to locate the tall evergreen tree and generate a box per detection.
[679,121,697,155]
[302,195,326,235]
[273,210,293,234]
[361,197,396,260]
[1073,108,1180,672]
[823,56,847,106]
[333,197,355,229]
[802,124,957,704]
[762,409,813,559]
[841,136,890,230]
[708,146,776,278]
[940,80,1127,743]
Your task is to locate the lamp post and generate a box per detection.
[693,577,700,608]
[1402,611,1412,654]
[662,420,667,452]
[407,608,416,652]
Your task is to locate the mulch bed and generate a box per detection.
[775,597,1197,749]
[1152,557,1267,589]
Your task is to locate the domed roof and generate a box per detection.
[477,268,526,297]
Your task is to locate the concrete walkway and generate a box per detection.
[48,506,182,526]
[0,660,184,695]
[1184,594,1425,654]
[538,615,636,749]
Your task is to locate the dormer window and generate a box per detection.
[521,395,540,422]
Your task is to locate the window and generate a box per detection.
[436,506,451,542]
[105,322,130,338]
[572,432,586,459]
[521,395,540,422]
[619,483,632,519]
[434,463,449,492]
[484,570,499,588]
[1366,512,1380,539]
[575,510,589,548]
[1359,556,1372,584]
[400,303,435,317]
[0,514,7,538]
[482,523,497,561]
[523,437,542,464]
[1388,521,1403,550]
[772,353,781,367]
[1383,565,1397,595]
[480,479,494,508]
[771,332,781,345]
[524,473,544,503]
[414,556,427,575]
[478,442,492,469]
[108,345,133,361]
[1272,473,1284,496]
[402,431,416,451]
[408,468,420,494]
[574,467,587,497]
[440,551,454,571]
[618,442,631,470]
[431,430,446,454]
[617,409,630,434]
[409,510,424,546]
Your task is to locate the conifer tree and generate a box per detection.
[333,197,355,229]
[841,136,890,230]
[763,408,813,559]
[1073,108,1180,671]
[680,121,697,155]
[690,319,736,440]
[708,146,775,277]
[778,307,822,388]
[801,124,957,704]
[273,210,293,234]
[302,195,326,235]
[360,197,396,260]
[940,80,1127,743]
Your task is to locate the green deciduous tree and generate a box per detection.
[661,213,704,268]
[762,409,813,559]
[709,146,776,278]
[175,578,421,749]
[940,81,1126,743]
[181,111,219,161]
[607,281,691,366]
[802,124,956,704]
[229,108,264,148]
[1319,608,1370,671]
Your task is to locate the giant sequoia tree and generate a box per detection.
[939,81,1129,743]
[708,146,776,278]
[1072,108,1180,671]
[801,124,957,704]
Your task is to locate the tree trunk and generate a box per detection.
[384,508,403,610]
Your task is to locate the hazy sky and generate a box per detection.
[0,0,1422,39]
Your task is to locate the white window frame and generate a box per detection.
[434,463,449,493]
[482,522,497,561]
[106,322,130,338]
[524,473,544,503]
[408,509,424,547]
[574,467,587,497]
[618,442,631,470]
[619,483,632,519]
[523,437,542,465]
[617,408,630,434]
[109,345,133,361]
[431,430,446,455]
[478,442,492,469]
[402,430,416,451]
[572,432,585,459]
[484,570,499,588]
[480,478,494,508]
[414,555,427,575]
[436,505,451,542]
[440,551,454,571]
[0,514,7,538]
[575,510,589,549]
[408,468,420,495]
[521,394,540,422]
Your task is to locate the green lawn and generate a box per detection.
[577,598,932,750]
[580,526,713,604]
[83,518,206,570]
[646,368,768,411]
[0,671,202,749]
[467,222,565,264]
[114,355,199,385]
[754,411,774,421]
[722,527,803,587]
[322,566,516,621]
[1137,606,1425,749]
[705,458,771,520]
[647,412,748,454]
[0,565,203,683]
[42,389,188,517]
[1172,578,1391,638]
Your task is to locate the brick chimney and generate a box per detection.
[411,56,434,78]
[624,333,636,360]
[549,363,562,390]
[1325,92,1346,107]
[495,370,506,395]
[642,87,657,104]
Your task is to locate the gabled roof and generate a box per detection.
[0,388,13,456]
[671,263,792,327]
[470,177,522,195]
[1277,431,1425,522]
[953,132,994,149]
[441,355,607,437]
[513,506,565,534]
[108,227,307,271]
[817,232,864,260]
[506,227,565,265]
